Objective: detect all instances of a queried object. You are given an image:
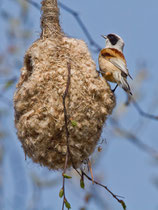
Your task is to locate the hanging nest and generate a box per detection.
[14,0,115,170]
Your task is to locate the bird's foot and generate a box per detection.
[112,84,118,93]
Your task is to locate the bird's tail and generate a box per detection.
[119,76,132,95]
[114,72,132,95]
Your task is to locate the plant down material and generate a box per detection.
[14,0,115,170]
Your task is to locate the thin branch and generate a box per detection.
[61,70,124,209]
[110,118,158,159]
[58,2,102,52]
[124,96,158,120]
[74,168,126,210]
[63,62,71,148]
[62,62,71,210]
[132,98,158,120]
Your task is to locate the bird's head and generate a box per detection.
[101,33,125,52]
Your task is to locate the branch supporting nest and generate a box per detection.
[60,62,126,210]
[41,0,62,38]
[61,62,126,209]
[62,62,71,210]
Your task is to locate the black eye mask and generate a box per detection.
[107,34,119,45]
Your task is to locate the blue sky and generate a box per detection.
[1,0,158,210]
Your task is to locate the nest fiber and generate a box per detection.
[14,0,115,170]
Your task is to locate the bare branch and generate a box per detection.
[62,62,71,210]
[58,2,102,52]
[132,98,158,120]
[74,168,126,210]
[61,63,126,209]
[125,96,158,120]
[110,118,158,159]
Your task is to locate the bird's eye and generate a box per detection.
[107,34,118,45]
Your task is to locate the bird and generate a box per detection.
[98,33,132,95]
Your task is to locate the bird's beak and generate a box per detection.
[101,35,107,39]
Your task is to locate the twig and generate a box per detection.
[63,69,114,209]
[63,62,71,151]
[110,118,158,159]
[74,168,126,210]
[132,98,158,120]
[58,2,102,52]
[124,96,158,120]
[62,62,71,210]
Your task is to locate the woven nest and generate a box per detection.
[14,0,115,170]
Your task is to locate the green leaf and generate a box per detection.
[4,78,16,89]
[65,200,71,209]
[63,174,72,179]
[80,179,85,189]
[120,200,126,210]
[59,188,64,198]
[71,120,77,127]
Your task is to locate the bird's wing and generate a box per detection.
[109,57,132,79]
